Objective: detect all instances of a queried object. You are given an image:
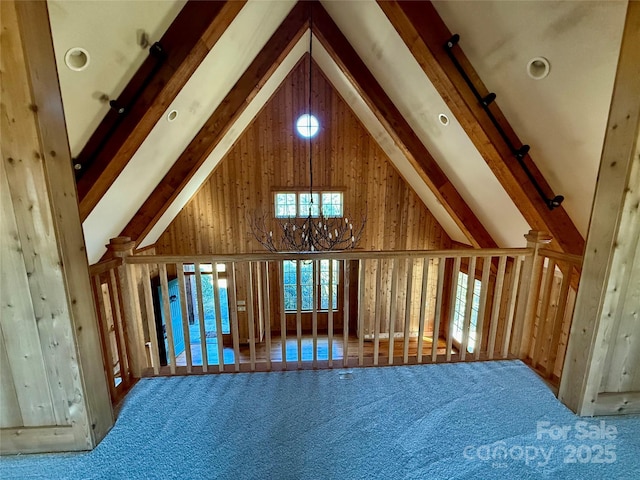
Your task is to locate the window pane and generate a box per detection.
[275,193,297,218]
[299,193,320,217]
[321,192,343,217]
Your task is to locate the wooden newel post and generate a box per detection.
[511,230,552,359]
[107,237,145,378]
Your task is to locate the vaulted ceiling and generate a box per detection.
[46,0,629,264]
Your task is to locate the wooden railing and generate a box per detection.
[89,231,581,391]
[88,256,133,404]
[523,248,582,385]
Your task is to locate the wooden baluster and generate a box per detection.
[194,263,209,372]
[109,269,131,384]
[358,259,366,366]
[502,256,523,358]
[388,258,399,365]
[545,263,573,377]
[416,258,429,363]
[228,263,241,372]
[488,256,507,360]
[92,275,116,399]
[278,261,287,369]
[402,258,413,365]
[312,260,318,368]
[176,263,192,373]
[262,261,272,371]
[328,259,334,367]
[247,262,256,372]
[512,231,552,358]
[460,256,477,361]
[447,257,462,361]
[212,262,225,372]
[474,257,492,360]
[296,260,302,368]
[159,264,176,374]
[141,264,160,375]
[373,259,383,366]
[532,259,557,367]
[107,237,145,378]
[343,260,350,368]
[431,259,445,363]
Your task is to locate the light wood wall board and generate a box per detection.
[1,0,113,451]
[559,2,640,415]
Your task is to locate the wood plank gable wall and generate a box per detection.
[156,56,451,255]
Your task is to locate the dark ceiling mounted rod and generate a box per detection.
[74,41,167,175]
[444,34,564,211]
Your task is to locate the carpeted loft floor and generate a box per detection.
[1,361,639,479]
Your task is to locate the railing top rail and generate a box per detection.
[538,248,583,266]
[124,247,533,265]
[89,257,123,276]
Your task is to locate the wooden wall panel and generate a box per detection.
[1,0,113,452]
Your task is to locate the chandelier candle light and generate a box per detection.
[249,22,365,253]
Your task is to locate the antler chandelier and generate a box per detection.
[249,20,365,252]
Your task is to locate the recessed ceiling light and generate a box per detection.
[438,113,449,126]
[64,47,90,71]
[296,114,319,138]
[527,57,550,80]
[167,110,178,122]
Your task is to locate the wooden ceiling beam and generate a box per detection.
[76,0,246,221]
[311,3,496,248]
[120,2,310,246]
[378,0,585,256]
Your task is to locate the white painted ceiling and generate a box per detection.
[46,0,628,263]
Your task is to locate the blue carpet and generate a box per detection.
[2,361,639,479]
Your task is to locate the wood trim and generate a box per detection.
[76,1,246,219]
[126,247,532,264]
[593,392,640,416]
[1,426,76,455]
[121,2,310,246]
[378,0,584,256]
[311,3,496,248]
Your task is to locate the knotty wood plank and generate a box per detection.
[312,2,496,248]
[378,0,584,256]
[121,3,309,245]
[77,1,246,219]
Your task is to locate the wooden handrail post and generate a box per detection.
[511,230,552,358]
[107,237,145,378]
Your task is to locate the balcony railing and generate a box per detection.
[88,231,581,403]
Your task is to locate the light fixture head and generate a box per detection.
[527,56,550,80]
[64,47,90,71]
[296,113,319,138]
